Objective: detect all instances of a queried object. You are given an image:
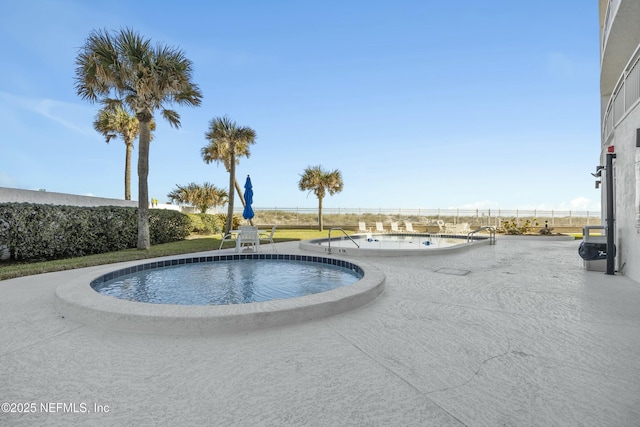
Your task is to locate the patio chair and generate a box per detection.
[390,222,400,233]
[437,220,446,233]
[238,225,259,252]
[259,225,277,252]
[358,221,369,233]
[375,222,387,233]
[404,221,414,233]
[218,230,236,250]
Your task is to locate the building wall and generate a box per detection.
[603,107,640,280]
[0,187,184,212]
[600,0,640,282]
[0,187,138,208]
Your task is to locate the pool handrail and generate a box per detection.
[328,228,360,254]
[467,226,496,245]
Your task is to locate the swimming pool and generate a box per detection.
[55,253,385,335]
[300,233,494,257]
[92,258,361,305]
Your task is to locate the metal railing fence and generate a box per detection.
[235,207,601,228]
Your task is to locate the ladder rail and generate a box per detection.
[467,226,496,245]
[327,228,359,254]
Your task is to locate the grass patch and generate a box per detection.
[0,229,343,281]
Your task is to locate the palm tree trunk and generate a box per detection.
[124,142,132,200]
[318,196,324,232]
[137,119,151,249]
[225,155,236,234]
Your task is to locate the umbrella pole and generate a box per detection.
[235,179,246,207]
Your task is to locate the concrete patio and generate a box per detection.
[1,237,639,426]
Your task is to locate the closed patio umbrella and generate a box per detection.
[242,175,254,220]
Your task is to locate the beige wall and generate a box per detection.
[0,187,138,208]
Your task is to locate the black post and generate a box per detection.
[605,153,616,275]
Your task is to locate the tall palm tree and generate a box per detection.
[298,165,344,231]
[201,116,257,233]
[167,182,228,213]
[93,105,155,200]
[75,28,202,249]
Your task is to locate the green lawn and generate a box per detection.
[0,229,342,281]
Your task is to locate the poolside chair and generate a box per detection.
[390,222,400,233]
[238,225,259,252]
[404,221,414,233]
[358,221,369,233]
[375,222,387,233]
[437,220,445,233]
[259,225,277,252]
[218,230,236,250]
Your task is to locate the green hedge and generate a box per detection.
[185,213,241,235]
[0,203,190,261]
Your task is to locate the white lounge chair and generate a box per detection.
[404,221,414,233]
[237,225,259,252]
[259,225,277,252]
[375,222,386,233]
[358,221,369,233]
[390,222,400,233]
[218,230,236,250]
[451,223,470,234]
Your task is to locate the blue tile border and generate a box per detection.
[90,254,364,289]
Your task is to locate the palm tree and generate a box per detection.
[201,116,256,233]
[298,165,344,231]
[75,28,202,249]
[93,105,155,200]
[167,182,228,213]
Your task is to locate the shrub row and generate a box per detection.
[185,213,242,235]
[0,203,190,261]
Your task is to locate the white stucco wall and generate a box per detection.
[0,187,138,208]
[603,105,640,282]
[600,0,640,283]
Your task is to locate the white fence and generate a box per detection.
[0,187,601,228]
[246,207,601,228]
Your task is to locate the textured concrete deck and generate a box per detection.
[1,238,639,426]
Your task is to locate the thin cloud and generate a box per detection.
[456,200,501,210]
[569,196,600,211]
[0,91,94,136]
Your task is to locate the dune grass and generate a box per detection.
[0,229,340,281]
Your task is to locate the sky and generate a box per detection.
[0,0,602,212]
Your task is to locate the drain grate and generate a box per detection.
[435,268,470,276]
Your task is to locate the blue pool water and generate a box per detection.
[327,234,469,249]
[92,258,362,306]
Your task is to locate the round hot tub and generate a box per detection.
[55,253,385,335]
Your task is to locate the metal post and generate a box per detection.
[606,153,616,275]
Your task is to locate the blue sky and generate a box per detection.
[0,1,601,211]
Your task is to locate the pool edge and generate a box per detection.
[55,255,385,336]
[299,233,492,257]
